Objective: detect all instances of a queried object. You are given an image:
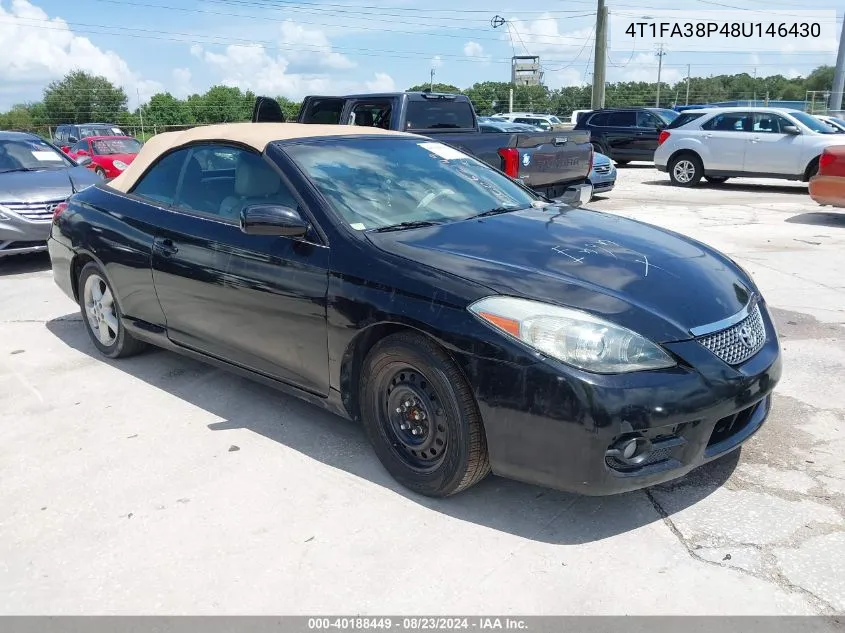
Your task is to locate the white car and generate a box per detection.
[816,115,845,133]
[489,112,564,131]
[654,107,845,186]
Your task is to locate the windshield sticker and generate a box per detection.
[418,142,469,161]
[31,151,63,161]
[350,222,367,231]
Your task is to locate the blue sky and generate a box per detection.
[0,0,841,111]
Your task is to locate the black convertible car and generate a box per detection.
[47,122,782,497]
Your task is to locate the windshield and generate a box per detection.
[789,111,836,134]
[283,137,538,230]
[92,138,142,155]
[405,100,475,130]
[652,108,680,124]
[0,137,73,172]
[549,116,562,124]
[80,126,125,138]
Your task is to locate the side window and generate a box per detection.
[587,112,609,126]
[702,113,751,132]
[668,112,705,129]
[606,111,635,127]
[56,126,67,143]
[301,98,345,124]
[348,101,391,128]
[636,111,659,128]
[753,113,790,134]
[175,145,300,224]
[130,148,191,206]
[71,139,89,154]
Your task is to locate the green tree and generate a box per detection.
[274,96,303,120]
[805,66,835,92]
[0,104,34,131]
[144,92,194,126]
[406,82,462,93]
[42,70,129,124]
[191,85,255,123]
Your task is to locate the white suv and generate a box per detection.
[654,107,845,186]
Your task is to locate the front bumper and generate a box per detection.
[589,170,616,194]
[456,302,782,495]
[0,215,52,258]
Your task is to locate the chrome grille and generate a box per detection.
[593,164,611,174]
[1,199,65,222]
[697,304,766,365]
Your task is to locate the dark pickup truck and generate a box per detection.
[252,92,594,206]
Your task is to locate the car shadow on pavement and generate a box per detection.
[642,180,809,195]
[45,315,740,545]
[786,211,845,227]
[0,252,51,276]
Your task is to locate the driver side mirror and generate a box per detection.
[76,155,93,167]
[240,204,309,237]
[783,125,801,135]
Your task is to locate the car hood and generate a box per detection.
[366,205,755,343]
[97,153,137,165]
[0,166,101,202]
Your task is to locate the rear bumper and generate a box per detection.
[0,216,52,258]
[809,175,845,208]
[552,182,593,207]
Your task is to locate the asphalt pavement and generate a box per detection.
[1,165,843,614]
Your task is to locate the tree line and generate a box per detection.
[0,66,837,139]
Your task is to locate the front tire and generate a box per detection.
[359,332,490,497]
[78,262,147,358]
[94,167,106,178]
[669,153,703,187]
[705,175,729,184]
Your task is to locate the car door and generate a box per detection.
[744,113,804,175]
[602,110,637,158]
[699,112,752,171]
[141,143,331,395]
[68,139,91,161]
[633,110,663,158]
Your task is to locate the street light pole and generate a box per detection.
[831,16,845,112]
[655,44,666,107]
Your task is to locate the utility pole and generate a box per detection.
[831,15,845,112]
[137,88,145,139]
[591,0,607,109]
[430,67,435,92]
[655,44,666,107]
[685,64,691,105]
[752,67,757,104]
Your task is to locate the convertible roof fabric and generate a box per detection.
[108,122,415,192]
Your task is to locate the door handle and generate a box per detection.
[750,137,760,143]
[153,237,178,255]
[703,134,713,139]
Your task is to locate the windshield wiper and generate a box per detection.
[370,220,443,233]
[468,204,531,219]
[0,167,43,174]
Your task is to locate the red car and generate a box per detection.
[809,145,845,208]
[67,136,142,179]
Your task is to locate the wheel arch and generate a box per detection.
[667,147,703,168]
[338,321,472,424]
[803,154,821,182]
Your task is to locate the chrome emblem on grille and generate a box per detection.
[45,203,57,213]
[737,324,757,349]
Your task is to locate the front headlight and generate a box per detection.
[468,296,676,374]
[112,160,129,171]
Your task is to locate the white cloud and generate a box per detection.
[194,42,393,99]
[463,41,491,64]
[431,55,443,69]
[192,18,390,99]
[0,0,162,108]
[171,68,193,98]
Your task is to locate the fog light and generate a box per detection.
[606,435,653,467]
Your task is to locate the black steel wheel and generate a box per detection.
[359,331,490,497]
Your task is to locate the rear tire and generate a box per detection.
[359,331,490,497]
[669,153,703,187]
[804,157,820,181]
[705,176,729,184]
[78,262,147,359]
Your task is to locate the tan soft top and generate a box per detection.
[108,122,415,192]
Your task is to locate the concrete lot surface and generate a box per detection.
[1,166,844,614]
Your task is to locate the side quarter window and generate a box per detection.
[130,148,191,206]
